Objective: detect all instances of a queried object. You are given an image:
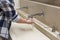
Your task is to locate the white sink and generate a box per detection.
[10,22,50,40]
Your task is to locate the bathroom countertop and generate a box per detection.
[10,22,50,40]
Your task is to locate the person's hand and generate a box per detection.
[26,18,34,24]
[17,18,34,24]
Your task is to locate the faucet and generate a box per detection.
[28,12,44,18]
[57,33,60,40]
[52,25,56,32]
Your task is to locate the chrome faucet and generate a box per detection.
[28,12,44,18]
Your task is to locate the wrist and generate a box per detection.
[23,19,28,23]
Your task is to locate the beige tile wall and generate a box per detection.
[54,0,60,6]
[31,0,56,5]
[27,1,50,26]
[45,6,60,32]
[20,0,30,13]
[31,0,50,3]
[14,0,20,9]
[31,0,60,7]
[27,1,60,33]
[20,0,60,33]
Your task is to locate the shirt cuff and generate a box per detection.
[12,13,20,22]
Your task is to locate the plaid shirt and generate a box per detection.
[0,0,20,39]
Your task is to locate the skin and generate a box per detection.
[17,18,34,24]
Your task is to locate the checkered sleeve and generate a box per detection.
[0,0,20,22]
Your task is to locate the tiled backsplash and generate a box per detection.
[30,0,60,7]
[20,0,60,33]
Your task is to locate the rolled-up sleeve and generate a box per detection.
[12,12,20,22]
[0,0,20,22]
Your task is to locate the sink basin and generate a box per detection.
[10,22,50,40]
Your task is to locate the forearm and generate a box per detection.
[16,18,34,24]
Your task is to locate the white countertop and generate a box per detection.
[10,22,50,40]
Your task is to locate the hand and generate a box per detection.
[17,18,34,24]
[26,19,34,24]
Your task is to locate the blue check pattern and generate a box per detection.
[0,0,20,39]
